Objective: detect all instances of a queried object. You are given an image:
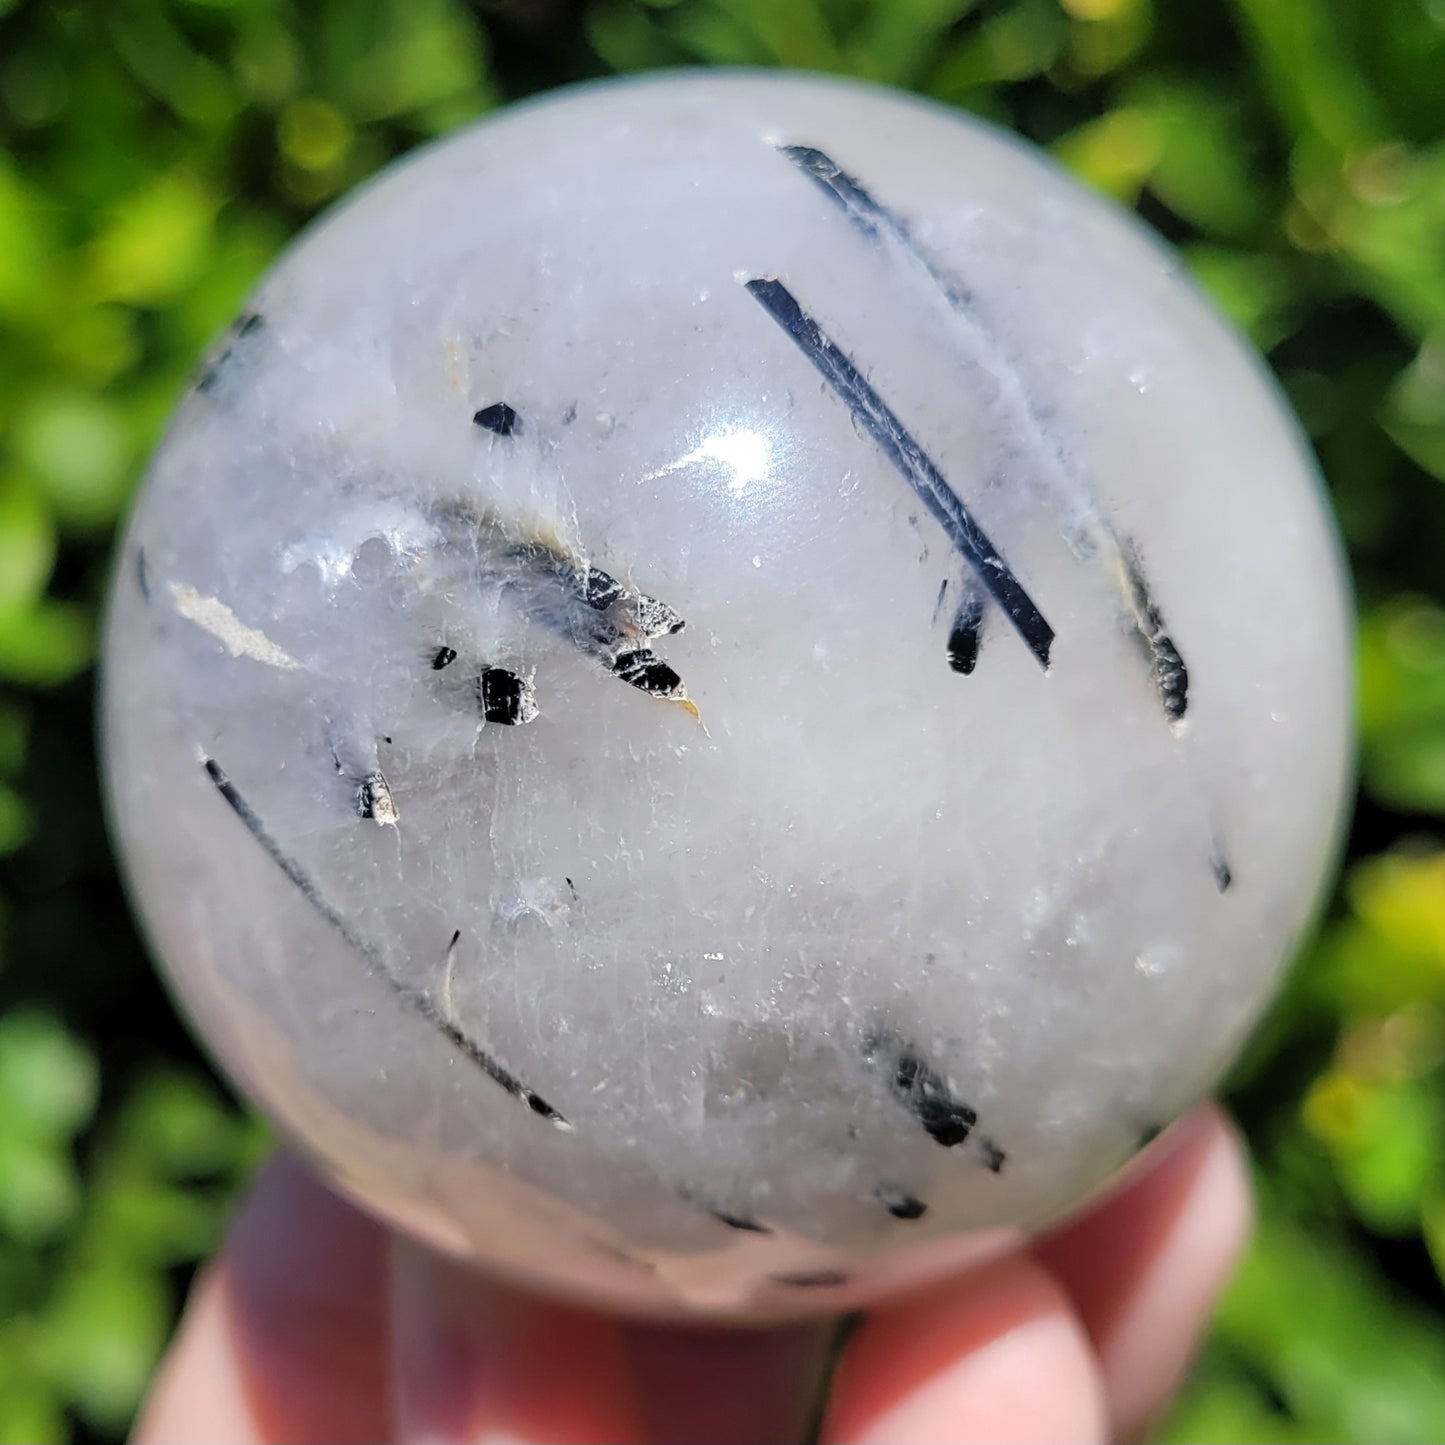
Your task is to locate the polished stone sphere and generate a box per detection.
[101,71,1352,1317]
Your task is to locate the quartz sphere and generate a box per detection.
[102,71,1352,1317]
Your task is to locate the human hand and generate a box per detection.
[134,1105,1247,1444]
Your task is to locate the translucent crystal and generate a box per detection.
[101,73,1352,1316]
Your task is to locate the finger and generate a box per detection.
[130,1263,257,1445]
[389,1236,643,1444]
[133,1152,391,1444]
[1032,1104,1251,1441]
[618,1317,838,1445]
[821,1252,1107,1445]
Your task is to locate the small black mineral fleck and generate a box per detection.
[977,1136,1006,1173]
[432,645,458,670]
[876,1186,928,1221]
[196,312,264,393]
[473,402,520,436]
[1211,850,1234,893]
[708,1207,772,1234]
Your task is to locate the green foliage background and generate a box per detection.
[1,0,1443,1439]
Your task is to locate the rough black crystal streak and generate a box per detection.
[479,667,530,725]
[582,567,623,609]
[355,772,393,821]
[778,144,972,311]
[200,756,568,1126]
[1121,548,1189,722]
[432,645,457,670]
[611,649,683,696]
[867,1034,978,1148]
[776,144,1201,718]
[744,276,1053,670]
[473,402,520,436]
[196,312,263,393]
[946,584,986,675]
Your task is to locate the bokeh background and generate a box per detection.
[1,0,1444,1439]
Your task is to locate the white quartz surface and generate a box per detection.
[102,71,1352,1316]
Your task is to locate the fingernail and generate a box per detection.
[825,1255,1107,1445]
[388,1238,641,1445]
[390,1239,483,1445]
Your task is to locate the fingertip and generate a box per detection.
[1035,1104,1252,1440]
[134,1152,393,1445]
[822,1252,1107,1445]
[132,1263,254,1445]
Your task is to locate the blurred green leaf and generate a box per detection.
[0,6,1441,1443]
[11,391,131,532]
[1330,142,1445,341]
[843,0,981,85]
[84,171,219,307]
[0,704,31,775]
[1384,333,1445,480]
[1231,0,1391,154]
[1126,78,1271,238]
[1055,104,1164,202]
[42,1266,169,1433]
[0,484,56,624]
[1217,1205,1445,1441]
[1305,1072,1445,1234]
[106,7,238,126]
[0,158,55,318]
[1187,246,1303,350]
[335,2,491,123]
[0,782,32,857]
[0,599,92,687]
[0,1013,98,1147]
[924,0,1065,98]
[1162,1350,1321,1443]
[1312,851,1445,1017]
[114,1069,252,1179]
[0,1136,79,1246]
[707,0,840,68]
[0,1373,67,1445]
[585,1,694,71]
[1357,598,1445,813]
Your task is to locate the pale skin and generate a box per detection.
[134,1103,1248,1444]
